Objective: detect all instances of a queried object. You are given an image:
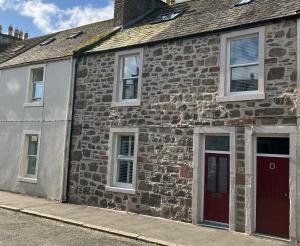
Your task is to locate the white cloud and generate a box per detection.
[0,0,114,34]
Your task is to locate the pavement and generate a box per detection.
[0,190,292,246]
[0,209,154,246]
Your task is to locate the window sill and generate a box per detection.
[105,186,136,194]
[111,100,141,107]
[24,102,44,108]
[217,92,265,102]
[17,176,38,184]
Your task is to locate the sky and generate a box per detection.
[0,0,185,38]
[0,0,115,37]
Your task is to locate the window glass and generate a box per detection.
[229,35,259,93]
[205,136,230,152]
[122,78,138,100]
[27,135,38,176]
[117,135,135,184]
[218,158,228,194]
[123,56,139,78]
[230,36,259,65]
[257,137,289,155]
[31,68,44,102]
[230,65,258,92]
[120,55,140,101]
[207,156,217,193]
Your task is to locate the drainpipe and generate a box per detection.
[296,17,300,244]
[60,56,77,202]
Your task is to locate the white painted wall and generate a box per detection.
[0,59,73,200]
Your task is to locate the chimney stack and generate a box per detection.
[8,25,13,36]
[24,32,29,40]
[114,0,165,27]
[166,0,176,4]
[0,25,2,34]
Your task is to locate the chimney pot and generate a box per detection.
[19,30,24,39]
[14,28,19,38]
[24,32,29,40]
[8,25,13,36]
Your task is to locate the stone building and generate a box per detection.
[68,0,300,242]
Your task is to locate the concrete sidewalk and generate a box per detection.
[0,191,290,246]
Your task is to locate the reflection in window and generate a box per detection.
[205,136,230,152]
[257,137,289,155]
[229,35,259,93]
[218,158,228,194]
[121,55,140,100]
[31,68,44,102]
[207,157,217,193]
[26,135,38,176]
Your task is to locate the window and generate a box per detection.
[18,131,41,183]
[25,65,45,106]
[235,0,253,6]
[257,137,289,155]
[218,27,265,102]
[67,31,83,39]
[112,49,143,107]
[40,37,56,46]
[151,9,185,24]
[106,128,139,194]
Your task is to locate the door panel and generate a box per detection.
[256,156,289,238]
[204,153,229,224]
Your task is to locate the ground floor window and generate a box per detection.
[106,128,138,194]
[18,130,41,183]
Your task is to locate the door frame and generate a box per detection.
[245,126,297,239]
[192,126,236,231]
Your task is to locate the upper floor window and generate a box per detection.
[218,27,265,102]
[112,49,143,107]
[25,65,46,107]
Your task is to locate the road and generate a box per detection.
[0,209,154,246]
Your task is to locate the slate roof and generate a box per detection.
[88,0,300,53]
[0,35,52,64]
[0,19,114,69]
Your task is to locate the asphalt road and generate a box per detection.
[0,209,154,246]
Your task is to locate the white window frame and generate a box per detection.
[245,126,297,240]
[24,64,46,107]
[112,49,144,107]
[192,127,236,231]
[17,130,41,183]
[217,27,265,102]
[106,128,139,194]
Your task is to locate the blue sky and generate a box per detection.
[0,0,114,37]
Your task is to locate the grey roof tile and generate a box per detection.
[89,0,300,53]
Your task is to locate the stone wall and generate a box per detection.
[68,19,297,230]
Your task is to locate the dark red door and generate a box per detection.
[256,156,289,238]
[204,153,229,224]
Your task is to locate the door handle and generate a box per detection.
[284,193,289,198]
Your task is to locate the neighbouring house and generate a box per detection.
[67,0,300,243]
[0,25,29,51]
[0,20,114,201]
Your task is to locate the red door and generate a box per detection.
[256,156,289,238]
[204,153,229,224]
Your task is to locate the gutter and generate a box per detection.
[64,56,79,203]
[79,12,300,57]
[296,17,300,243]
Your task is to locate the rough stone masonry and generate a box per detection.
[68,19,297,232]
